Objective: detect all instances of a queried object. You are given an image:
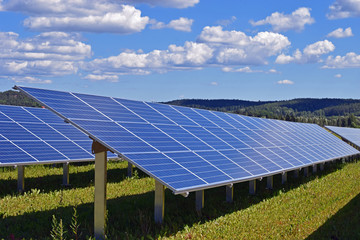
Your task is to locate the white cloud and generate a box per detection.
[327,27,353,38]
[334,73,342,78]
[276,40,335,64]
[11,76,52,84]
[151,17,194,32]
[198,26,290,65]
[24,5,149,34]
[250,7,315,32]
[123,0,199,8]
[323,52,360,68]
[0,31,91,81]
[2,1,149,34]
[327,0,360,19]
[277,79,294,85]
[210,81,218,86]
[82,26,290,77]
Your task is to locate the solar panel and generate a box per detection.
[16,86,360,194]
[325,125,360,148]
[0,104,97,166]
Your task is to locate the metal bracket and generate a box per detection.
[92,141,108,154]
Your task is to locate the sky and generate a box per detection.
[0,0,359,102]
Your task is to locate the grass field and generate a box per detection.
[1,159,360,239]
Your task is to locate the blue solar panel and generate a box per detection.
[16,86,360,194]
[0,104,97,166]
[325,126,360,148]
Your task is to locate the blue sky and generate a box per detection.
[0,0,359,101]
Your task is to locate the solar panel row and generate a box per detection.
[0,104,95,166]
[16,86,360,194]
[326,125,360,148]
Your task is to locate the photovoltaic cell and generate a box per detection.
[0,104,99,166]
[16,86,360,193]
[326,126,360,148]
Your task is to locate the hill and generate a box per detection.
[165,98,360,127]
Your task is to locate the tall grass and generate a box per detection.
[0,159,359,239]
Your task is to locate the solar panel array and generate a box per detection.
[326,125,360,148]
[17,86,360,194]
[0,104,96,166]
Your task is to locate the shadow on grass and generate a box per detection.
[0,160,354,239]
[306,193,360,240]
[0,163,149,197]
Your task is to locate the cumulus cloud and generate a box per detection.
[276,40,335,64]
[327,27,353,38]
[250,7,315,32]
[327,0,360,19]
[210,81,218,86]
[1,0,149,34]
[323,52,360,68]
[151,17,194,32]
[81,26,290,77]
[334,73,342,78]
[0,31,91,81]
[123,0,199,8]
[277,79,294,85]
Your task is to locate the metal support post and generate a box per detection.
[62,162,70,186]
[226,184,233,203]
[196,190,204,211]
[249,180,256,195]
[319,163,324,171]
[282,172,287,185]
[312,164,317,174]
[293,169,299,178]
[127,162,133,177]
[303,167,309,177]
[267,176,273,190]
[154,180,165,224]
[17,165,25,193]
[93,142,108,240]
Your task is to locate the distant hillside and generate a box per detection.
[0,90,40,107]
[165,98,360,127]
[165,98,360,117]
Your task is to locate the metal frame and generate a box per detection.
[303,167,309,177]
[154,180,165,224]
[249,180,256,195]
[17,165,25,193]
[195,190,204,211]
[226,184,233,203]
[312,164,317,174]
[267,176,273,190]
[62,162,70,186]
[282,172,287,184]
[127,162,133,177]
[93,145,107,240]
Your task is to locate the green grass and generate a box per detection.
[1,159,360,239]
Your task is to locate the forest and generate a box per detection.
[166,98,360,128]
[1,90,359,128]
